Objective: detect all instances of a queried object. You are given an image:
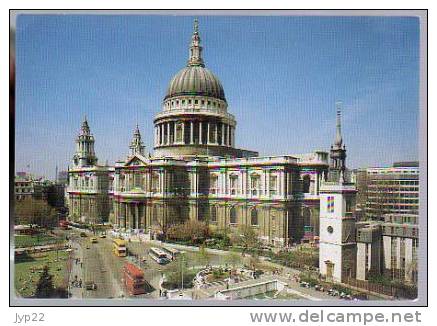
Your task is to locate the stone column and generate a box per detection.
[214,123,218,144]
[124,203,127,229]
[227,125,231,146]
[182,122,186,144]
[190,121,194,144]
[221,123,225,145]
[174,122,177,144]
[207,122,210,144]
[199,122,203,144]
[154,126,157,146]
[135,203,139,229]
[166,122,170,145]
[160,124,165,146]
[159,171,163,194]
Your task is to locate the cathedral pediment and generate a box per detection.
[125,154,149,167]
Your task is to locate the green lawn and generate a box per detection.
[14,250,70,298]
[14,234,63,248]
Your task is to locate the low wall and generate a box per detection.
[215,280,286,300]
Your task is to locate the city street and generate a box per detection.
[58,228,348,301]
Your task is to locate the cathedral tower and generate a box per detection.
[129,124,145,156]
[73,117,97,167]
[329,102,347,181]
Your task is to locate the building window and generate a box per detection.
[210,206,217,223]
[302,175,310,193]
[251,208,258,226]
[134,173,143,189]
[250,174,260,196]
[230,175,238,195]
[230,207,237,225]
[269,174,277,196]
[210,175,218,194]
[151,172,160,193]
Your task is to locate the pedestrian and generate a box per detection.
[159,289,162,297]
[79,279,82,288]
[81,262,83,268]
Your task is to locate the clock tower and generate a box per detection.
[319,180,357,283]
[319,102,357,283]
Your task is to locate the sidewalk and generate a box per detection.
[68,239,84,299]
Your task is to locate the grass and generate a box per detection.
[14,234,63,248]
[14,250,70,298]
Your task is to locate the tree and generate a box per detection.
[231,225,261,255]
[166,220,210,243]
[196,245,211,268]
[15,197,58,227]
[225,248,241,269]
[248,251,261,272]
[165,253,190,289]
[35,265,55,298]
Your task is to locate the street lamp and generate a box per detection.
[180,251,186,293]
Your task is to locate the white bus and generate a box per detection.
[149,247,170,265]
[162,246,180,260]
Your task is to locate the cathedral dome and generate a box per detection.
[165,65,226,101]
[164,19,226,102]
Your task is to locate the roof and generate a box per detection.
[165,65,226,101]
[124,262,144,278]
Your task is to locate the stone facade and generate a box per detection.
[65,20,342,246]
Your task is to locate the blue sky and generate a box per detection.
[15,15,420,179]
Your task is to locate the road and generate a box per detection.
[57,228,349,301]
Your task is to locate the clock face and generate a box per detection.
[327,226,334,234]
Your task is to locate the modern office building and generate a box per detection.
[355,162,419,220]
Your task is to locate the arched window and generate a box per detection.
[210,206,217,223]
[302,175,311,193]
[251,208,258,226]
[230,206,237,225]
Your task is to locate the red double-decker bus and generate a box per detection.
[123,262,146,295]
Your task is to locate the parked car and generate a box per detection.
[80,232,87,237]
[90,237,98,243]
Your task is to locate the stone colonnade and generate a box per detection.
[154,120,235,147]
